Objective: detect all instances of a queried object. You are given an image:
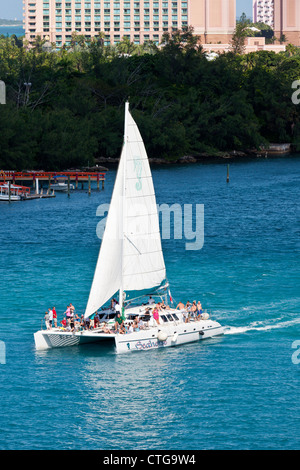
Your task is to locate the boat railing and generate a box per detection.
[1,171,106,181]
[0,183,30,195]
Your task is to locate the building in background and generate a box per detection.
[274,0,300,45]
[23,0,235,48]
[253,0,274,28]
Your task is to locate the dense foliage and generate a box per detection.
[1,29,300,170]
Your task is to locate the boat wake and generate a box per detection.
[224,317,300,335]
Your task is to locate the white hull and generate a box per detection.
[50,183,74,192]
[34,318,223,353]
[0,194,21,201]
[115,319,223,353]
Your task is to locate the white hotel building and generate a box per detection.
[253,0,274,28]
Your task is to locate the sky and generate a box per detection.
[0,0,253,21]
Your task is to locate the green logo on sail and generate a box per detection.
[134,157,142,191]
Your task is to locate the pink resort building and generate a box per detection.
[274,0,300,46]
[23,0,236,48]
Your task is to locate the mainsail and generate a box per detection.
[84,103,166,318]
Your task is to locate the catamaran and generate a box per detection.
[34,102,223,353]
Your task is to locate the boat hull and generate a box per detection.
[34,320,223,353]
[0,194,21,201]
[34,329,115,350]
[115,320,223,353]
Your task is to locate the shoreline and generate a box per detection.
[95,150,297,167]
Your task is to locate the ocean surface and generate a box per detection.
[0,157,299,450]
[0,26,24,37]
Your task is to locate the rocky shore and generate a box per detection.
[94,147,293,167]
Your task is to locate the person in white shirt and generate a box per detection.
[48,308,53,329]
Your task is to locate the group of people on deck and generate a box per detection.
[43,297,205,332]
[44,303,86,331]
[176,300,204,323]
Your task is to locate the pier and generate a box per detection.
[0,170,106,190]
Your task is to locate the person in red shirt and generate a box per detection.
[52,306,57,328]
[60,317,66,328]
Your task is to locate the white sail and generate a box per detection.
[84,103,166,318]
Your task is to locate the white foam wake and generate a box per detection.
[224,317,300,335]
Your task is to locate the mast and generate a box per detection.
[119,101,129,315]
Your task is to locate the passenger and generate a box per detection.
[149,296,155,305]
[197,301,203,320]
[70,315,75,331]
[48,308,53,329]
[128,322,134,333]
[85,317,91,330]
[102,322,112,334]
[161,300,167,310]
[152,306,160,325]
[111,298,117,310]
[65,305,71,324]
[182,309,189,323]
[176,301,185,310]
[44,311,49,330]
[143,308,151,327]
[70,303,75,315]
[119,324,126,334]
[138,318,145,330]
[60,317,67,328]
[115,302,121,315]
[190,301,197,320]
[74,315,81,330]
[133,317,139,331]
[94,312,100,328]
[52,306,57,328]
[114,312,123,332]
[185,301,191,312]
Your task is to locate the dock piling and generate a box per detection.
[67,175,70,198]
[88,176,91,195]
[227,164,230,183]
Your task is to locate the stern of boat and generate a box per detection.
[34,330,52,350]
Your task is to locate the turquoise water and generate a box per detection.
[0,26,24,37]
[0,157,299,450]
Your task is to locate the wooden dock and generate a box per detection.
[0,170,106,190]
